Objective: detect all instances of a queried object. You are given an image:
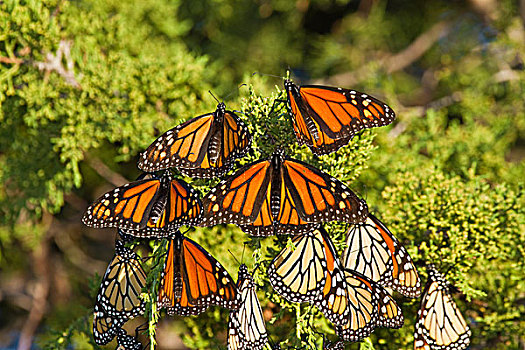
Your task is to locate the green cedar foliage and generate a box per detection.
[1,1,524,350]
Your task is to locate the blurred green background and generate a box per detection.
[1,0,524,349]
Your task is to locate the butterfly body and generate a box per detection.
[285,80,395,155]
[158,231,239,316]
[201,150,367,236]
[138,103,252,178]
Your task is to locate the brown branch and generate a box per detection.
[385,20,454,74]
[322,20,454,86]
[0,56,23,64]
[388,92,462,138]
[17,214,53,350]
[84,154,130,187]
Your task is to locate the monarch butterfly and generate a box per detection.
[285,79,395,155]
[92,240,146,345]
[342,213,421,298]
[269,226,360,327]
[414,265,471,350]
[200,149,368,236]
[158,231,238,316]
[83,172,202,237]
[138,103,252,178]
[115,327,144,350]
[227,264,268,350]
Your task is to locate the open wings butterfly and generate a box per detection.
[342,213,421,298]
[414,265,471,350]
[93,240,146,345]
[83,172,202,237]
[200,149,367,236]
[138,103,252,178]
[227,264,268,350]
[158,231,238,316]
[285,79,395,155]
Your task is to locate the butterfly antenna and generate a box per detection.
[241,243,246,264]
[208,90,221,104]
[252,71,284,80]
[228,249,241,266]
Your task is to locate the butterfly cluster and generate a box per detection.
[83,79,471,349]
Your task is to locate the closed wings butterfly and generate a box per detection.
[227,264,268,350]
[414,265,471,350]
[158,231,238,316]
[93,240,146,345]
[200,149,368,236]
[83,172,202,237]
[268,227,352,327]
[138,103,252,178]
[285,79,395,155]
[342,213,421,298]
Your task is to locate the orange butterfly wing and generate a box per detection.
[139,113,215,172]
[158,234,238,316]
[282,158,368,224]
[118,174,202,238]
[200,159,273,227]
[239,176,317,236]
[139,104,251,178]
[286,81,395,155]
[83,179,162,230]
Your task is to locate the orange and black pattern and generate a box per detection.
[138,103,252,178]
[158,231,238,316]
[343,213,421,298]
[414,265,471,350]
[200,149,367,236]
[83,172,202,236]
[285,80,395,155]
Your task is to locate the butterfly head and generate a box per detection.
[215,102,227,122]
[238,263,249,277]
[283,79,296,91]
[271,148,286,169]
